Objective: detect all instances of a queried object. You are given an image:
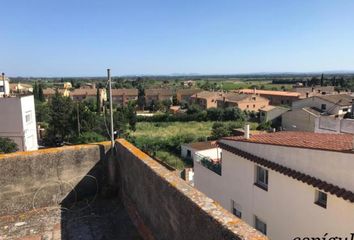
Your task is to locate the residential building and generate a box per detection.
[145,88,174,106]
[292,94,352,116]
[176,88,202,103]
[111,88,138,107]
[292,85,336,98]
[237,89,301,105]
[181,141,221,163]
[10,83,33,94]
[70,88,107,106]
[0,74,10,97]
[194,131,354,239]
[0,95,38,151]
[217,93,269,111]
[282,107,321,132]
[190,91,224,109]
[259,106,288,124]
[43,88,70,101]
[53,82,72,89]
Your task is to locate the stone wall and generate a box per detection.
[0,142,111,215]
[0,140,267,240]
[115,139,267,240]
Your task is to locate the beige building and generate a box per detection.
[70,88,107,106]
[43,88,70,101]
[145,89,174,106]
[194,131,354,239]
[190,91,224,109]
[217,93,269,111]
[111,88,138,107]
[176,89,202,103]
[237,89,301,106]
[10,83,33,94]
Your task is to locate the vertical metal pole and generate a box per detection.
[108,69,114,148]
[2,73,5,96]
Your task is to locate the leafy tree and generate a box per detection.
[35,100,50,123]
[257,121,272,131]
[96,88,101,112]
[211,122,231,139]
[223,107,246,121]
[206,107,223,121]
[38,83,45,102]
[33,82,38,100]
[44,91,74,146]
[71,131,106,144]
[0,137,18,153]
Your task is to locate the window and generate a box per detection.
[255,166,268,191]
[186,150,192,158]
[321,104,326,111]
[25,111,32,123]
[247,105,249,108]
[255,216,267,235]
[231,200,242,218]
[315,190,327,208]
[253,104,256,108]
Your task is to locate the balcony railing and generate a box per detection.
[195,153,221,175]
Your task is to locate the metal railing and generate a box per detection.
[195,152,221,175]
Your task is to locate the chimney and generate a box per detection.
[244,124,250,139]
[253,88,256,94]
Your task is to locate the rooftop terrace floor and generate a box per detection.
[0,198,142,240]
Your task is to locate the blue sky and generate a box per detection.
[1,0,354,76]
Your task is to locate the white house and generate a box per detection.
[292,94,352,116]
[0,95,38,151]
[0,76,10,97]
[194,131,354,239]
[181,141,221,162]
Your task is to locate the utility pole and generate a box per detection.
[2,72,6,97]
[107,69,114,148]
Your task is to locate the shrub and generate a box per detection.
[0,137,18,153]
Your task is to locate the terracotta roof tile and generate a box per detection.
[237,89,301,97]
[224,132,354,153]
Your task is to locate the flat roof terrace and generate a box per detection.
[0,140,267,240]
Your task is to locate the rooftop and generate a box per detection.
[237,89,301,97]
[145,88,174,96]
[190,91,224,99]
[224,131,354,153]
[316,94,353,106]
[111,88,138,96]
[184,141,218,151]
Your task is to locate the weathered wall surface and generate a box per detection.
[0,142,111,215]
[115,139,267,240]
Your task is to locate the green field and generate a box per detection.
[131,121,214,139]
[129,121,257,170]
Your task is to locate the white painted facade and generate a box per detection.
[194,139,354,239]
[292,96,351,116]
[315,116,354,134]
[0,79,10,97]
[0,95,38,151]
[181,144,221,161]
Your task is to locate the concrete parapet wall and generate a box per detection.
[115,139,267,240]
[0,142,111,215]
